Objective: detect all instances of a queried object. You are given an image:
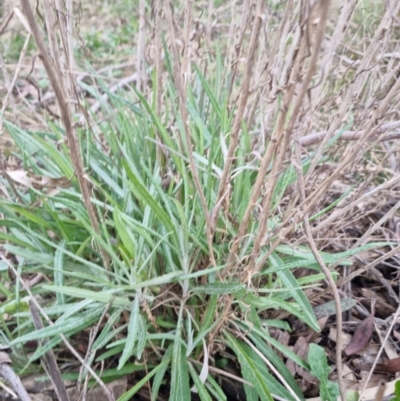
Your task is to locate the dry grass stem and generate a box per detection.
[213,0,263,273]
[153,0,164,166]
[248,0,333,280]
[20,0,110,269]
[361,304,400,398]
[137,0,146,92]
[29,301,71,401]
[164,0,216,269]
[294,137,346,401]
[0,362,31,401]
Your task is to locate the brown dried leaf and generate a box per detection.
[6,170,37,187]
[375,357,400,374]
[6,170,71,189]
[329,327,352,348]
[286,337,315,382]
[345,315,374,356]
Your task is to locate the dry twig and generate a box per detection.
[20,0,111,270]
[0,352,32,401]
[164,0,216,270]
[29,301,71,401]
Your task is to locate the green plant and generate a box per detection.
[0,70,389,397]
[1,0,400,399]
[308,344,339,401]
[389,381,400,401]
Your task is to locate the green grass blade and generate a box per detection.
[10,306,103,345]
[42,286,130,307]
[169,304,190,401]
[269,253,319,331]
[225,332,273,401]
[116,359,169,401]
[188,362,212,401]
[192,282,246,295]
[118,295,140,369]
[151,345,172,401]
[122,160,175,235]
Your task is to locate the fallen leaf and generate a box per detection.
[6,170,71,189]
[313,297,356,319]
[375,357,400,374]
[345,315,374,356]
[329,327,352,348]
[342,363,356,381]
[6,170,36,187]
[286,337,315,382]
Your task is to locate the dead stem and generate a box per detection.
[164,0,216,269]
[20,0,111,270]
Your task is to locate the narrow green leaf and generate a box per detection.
[11,306,103,345]
[235,321,310,371]
[54,240,67,305]
[118,295,140,370]
[392,380,400,401]
[90,159,125,198]
[194,66,222,118]
[128,89,185,176]
[275,243,391,265]
[28,335,63,363]
[225,332,273,401]
[0,231,33,249]
[0,297,30,314]
[122,160,174,234]
[42,286,130,307]
[269,253,319,331]
[32,134,74,177]
[192,282,246,295]
[200,295,218,330]
[243,293,309,326]
[136,314,147,360]
[261,319,292,331]
[169,304,190,401]
[113,207,136,260]
[97,344,125,362]
[151,346,172,401]
[117,360,169,401]
[92,308,123,351]
[56,363,145,382]
[4,245,53,264]
[204,374,227,401]
[190,296,224,353]
[246,330,305,401]
[188,362,212,401]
